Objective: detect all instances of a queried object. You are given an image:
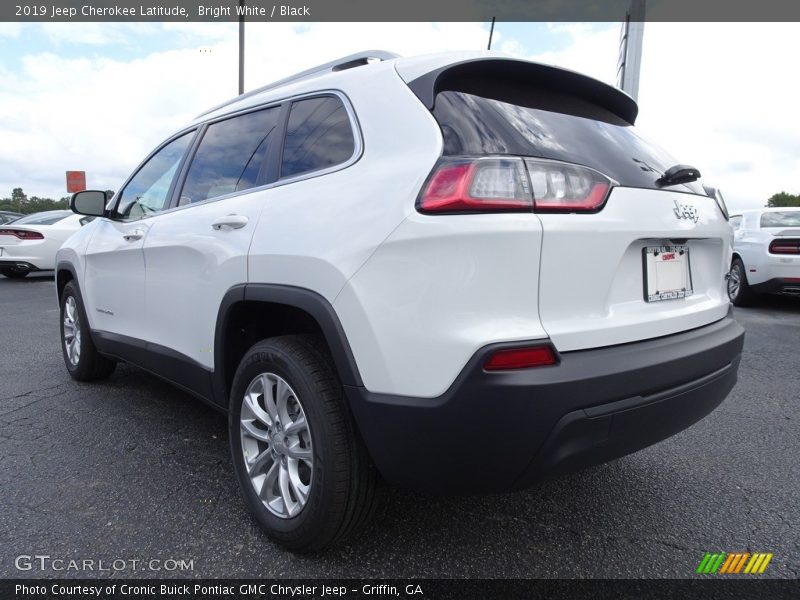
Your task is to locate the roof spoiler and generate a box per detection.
[406,58,639,125]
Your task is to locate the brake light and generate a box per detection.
[484,345,558,371]
[0,228,44,240]
[769,239,800,255]
[417,156,611,214]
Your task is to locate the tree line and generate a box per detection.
[0,187,69,215]
[766,192,800,208]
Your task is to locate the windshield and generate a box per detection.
[433,91,704,194]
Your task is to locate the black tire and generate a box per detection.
[229,334,382,552]
[728,257,757,307]
[0,268,29,279]
[60,281,116,381]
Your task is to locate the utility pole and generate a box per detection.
[238,0,245,95]
[617,0,645,102]
[487,17,496,50]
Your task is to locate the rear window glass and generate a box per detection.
[761,211,800,228]
[433,91,703,194]
[13,212,70,225]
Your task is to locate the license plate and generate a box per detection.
[643,245,693,302]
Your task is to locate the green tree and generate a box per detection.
[766,191,800,207]
[11,187,27,212]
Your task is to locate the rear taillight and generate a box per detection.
[484,345,559,371]
[524,158,611,212]
[417,156,611,214]
[0,228,44,240]
[417,158,531,213]
[769,239,800,255]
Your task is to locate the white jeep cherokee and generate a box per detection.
[57,51,744,551]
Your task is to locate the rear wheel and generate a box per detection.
[0,268,29,279]
[229,335,381,552]
[728,257,757,307]
[60,281,116,380]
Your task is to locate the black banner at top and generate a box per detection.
[4,0,800,22]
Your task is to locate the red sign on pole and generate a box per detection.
[66,171,87,193]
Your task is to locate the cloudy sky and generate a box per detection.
[0,21,797,210]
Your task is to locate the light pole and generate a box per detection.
[238,0,245,95]
[617,0,645,102]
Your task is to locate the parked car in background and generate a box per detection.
[728,207,800,305]
[0,211,94,278]
[0,211,23,224]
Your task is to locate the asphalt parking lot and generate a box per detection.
[1,272,798,579]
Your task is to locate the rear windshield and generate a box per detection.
[12,212,71,225]
[761,211,800,228]
[432,91,704,194]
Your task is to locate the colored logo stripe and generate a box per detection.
[698,552,773,574]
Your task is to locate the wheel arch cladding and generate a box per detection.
[213,284,363,407]
[56,262,77,302]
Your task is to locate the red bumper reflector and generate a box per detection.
[484,346,558,371]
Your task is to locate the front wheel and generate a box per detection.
[727,258,757,307]
[229,335,381,552]
[60,281,116,380]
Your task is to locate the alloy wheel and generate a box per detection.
[239,372,313,518]
[63,296,82,366]
[727,264,741,300]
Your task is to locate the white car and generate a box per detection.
[56,50,744,551]
[728,207,800,305]
[0,211,94,278]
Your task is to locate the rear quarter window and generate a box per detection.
[280,95,356,179]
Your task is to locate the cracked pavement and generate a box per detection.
[1,272,798,578]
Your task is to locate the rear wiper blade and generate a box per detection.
[656,164,701,187]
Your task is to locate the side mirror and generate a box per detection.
[70,190,108,217]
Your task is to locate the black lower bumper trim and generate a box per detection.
[0,261,38,272]
[345,313,744,494]
[514,358,738,487]
[750,277,800,295]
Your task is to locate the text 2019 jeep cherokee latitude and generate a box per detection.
[57,50,744,551]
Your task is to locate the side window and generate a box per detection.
[116,132,194,221]
[280,96,356,179]
[179,106,281,205]
[729,216,742,230]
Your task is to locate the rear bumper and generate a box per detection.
[750,277,800,296]
[345,311,744,493]
[0,260,40,272]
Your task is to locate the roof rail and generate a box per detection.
[197,50,400,118]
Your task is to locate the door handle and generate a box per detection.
[211,214,249,231]
[123,230,144,242]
